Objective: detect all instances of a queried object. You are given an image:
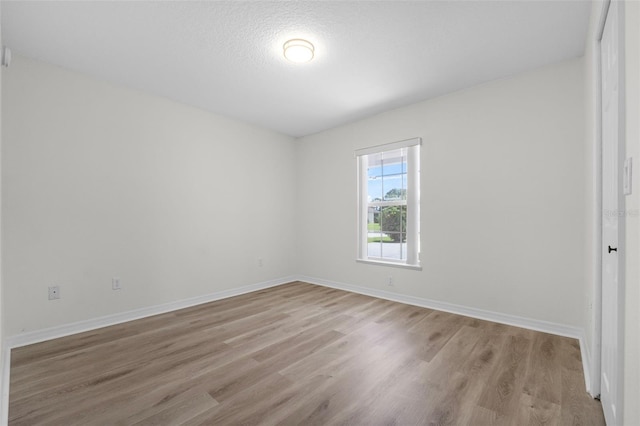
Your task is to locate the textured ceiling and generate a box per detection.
[2,1,591,137]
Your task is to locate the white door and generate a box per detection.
[600,1,624,424]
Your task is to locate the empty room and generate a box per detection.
[0,0,638,425]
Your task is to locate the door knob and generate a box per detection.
[608,245,618,253]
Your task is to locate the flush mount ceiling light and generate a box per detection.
[283,39,314,63]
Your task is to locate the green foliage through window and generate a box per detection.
[380,205,406,242]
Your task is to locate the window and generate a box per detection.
[356,138,421,268]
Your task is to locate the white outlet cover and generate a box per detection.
[112,278,122,290]
[48,285,60,300]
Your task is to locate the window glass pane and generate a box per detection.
[379,206,406,241]
[367,152,383,202]
[367,175,383,202]
[367,206,378,234]
[379,148,406,201]
[381,235,405,261]
[367,240,382,258]
[383,175,405,201]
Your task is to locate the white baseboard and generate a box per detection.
[299,275,584,337]
[0,273,595,424]
[578,330,593,396]
[298,274,592,394]
[6,275,297,350]
[3,274,590,352]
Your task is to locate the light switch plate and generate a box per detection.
[623,157,632,195]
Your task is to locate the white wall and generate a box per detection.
[295,58,586,328]
[1,55,296,336]
[623,1,640,424]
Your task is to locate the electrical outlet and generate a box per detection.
[112,277,122,290]
[258,257,264,267]
[48,285,60,300]
[387,276,394,287]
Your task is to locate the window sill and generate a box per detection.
[356,259,422,271]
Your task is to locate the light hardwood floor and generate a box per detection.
[9,281,604,425]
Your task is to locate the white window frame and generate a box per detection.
[356,137,421,269]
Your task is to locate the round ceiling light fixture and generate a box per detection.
[283,39,314,63]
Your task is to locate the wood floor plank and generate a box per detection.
[420,324,485,386]
[208,330,344,403]
[324,353,433,426]
[406,310,474,362]
[523,332,563,405]
[515,393,561,426]
[476,329,534,416]
[129,391,218,426]
[8,281,604,425]
[557,337,605,425]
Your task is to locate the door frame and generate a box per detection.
[589,0,609,398]
[592,0,627,416]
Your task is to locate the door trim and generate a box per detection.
[590,0,610,399]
